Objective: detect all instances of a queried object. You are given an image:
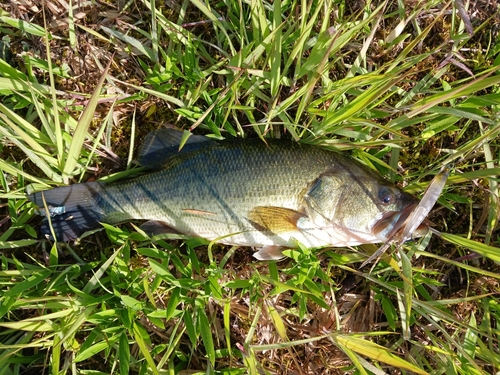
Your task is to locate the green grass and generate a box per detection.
[1,0,499,374]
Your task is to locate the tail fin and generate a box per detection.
[28,182,105,241]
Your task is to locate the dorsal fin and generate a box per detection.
[138,128,217,168]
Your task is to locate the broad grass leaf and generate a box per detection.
[335,335,429,375]
[406,168,500,194]
[476,343,498,374]
[149,258,176,280]
[24,55,71,78]
[101,26,155,61]
[0,15,48,37]
[0,77,54,96]
[440,233,500,262]
[117,78,184,107]
[165,287,181,321]
[0,103,53,149]
[147,309,182,320]
[76,24,112,43]
[120,295,144,311]
[0,159,49,186]
[0,58,27,80]
[183,310,198,346]
[0,321,54,332]
[267,304,287,340]
[0,239,39,249]
[269,0,281,98]
[56,307,96,349]
[51,335,62,375]
[87,309,121,324]
[320,76,402,132]
[462,313,478,359]
[428,106,494,124]
[62,57,113,179]
[242,23,285,68]
[21,309,74,322]
[74,338,118,362]
[401,249,413,341]
[198,309,215,366]
[224,301,231,357]
[0,124,61,182]
[83,246,120,294]
[260,275,313,295]
[461,92,500,107]
[421,115,460,139]
[224,279,253,288]
[133,322,159,375]
[3,270,51,297]
[380,295,397,330]
[67,0,76,48]
[335,343,370,375]
[136,247,170,259]
[149,259,203,289]
[119,332,130,375]
[407,71,500,118]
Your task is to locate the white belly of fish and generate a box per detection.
[187,216,379,257]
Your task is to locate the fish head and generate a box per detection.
[303,171,420,244]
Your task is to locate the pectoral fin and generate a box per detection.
[248,206,305,234]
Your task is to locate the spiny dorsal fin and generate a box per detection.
[248,206,305,234]
[138,128,217,168]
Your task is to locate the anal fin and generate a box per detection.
[140,220,179,237]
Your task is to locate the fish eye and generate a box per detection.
[378,186,395,205]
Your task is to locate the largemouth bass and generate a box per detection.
[29,129,420,260]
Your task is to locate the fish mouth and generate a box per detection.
[372,203,429,242]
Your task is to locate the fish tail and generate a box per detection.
[28,182,105,241]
